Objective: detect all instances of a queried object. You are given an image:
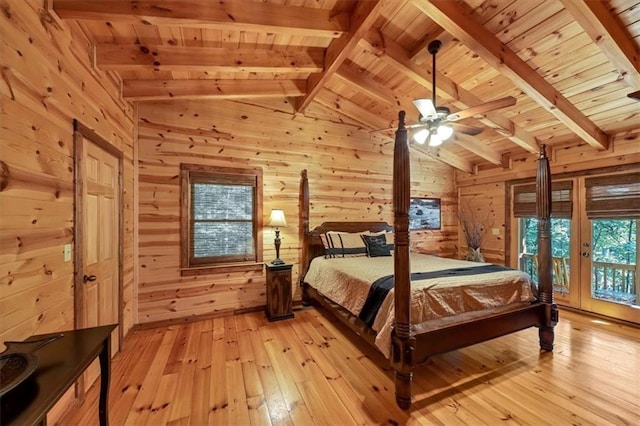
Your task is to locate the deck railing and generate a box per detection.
[519,254,637,305]
[520,253,570,294]
[592,261,637,305]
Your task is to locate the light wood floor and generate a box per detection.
[61,307,640,425]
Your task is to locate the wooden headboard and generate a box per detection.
[307,221,393,261]
[298,169,393,282]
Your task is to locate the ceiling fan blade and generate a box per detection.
[413,98,438,119]
[628,90,640,101]
[446,96,517,121]
[450,122,483,136]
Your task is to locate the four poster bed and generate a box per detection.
[299,111,558,409]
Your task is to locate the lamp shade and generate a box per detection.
[267,209,288,228]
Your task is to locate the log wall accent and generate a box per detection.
[456,130,640,263]
[137,99,456,324]
[0,0,135,350]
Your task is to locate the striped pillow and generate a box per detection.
[321,232,369,258]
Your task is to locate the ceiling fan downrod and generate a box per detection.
[428,39,442,107]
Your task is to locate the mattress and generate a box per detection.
[303,253,536,357]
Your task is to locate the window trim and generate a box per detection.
[180,163,263,274]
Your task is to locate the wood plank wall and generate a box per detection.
[456,131,640,263]
[137,99,456,324]
[0,1,135,344]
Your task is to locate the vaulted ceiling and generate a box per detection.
[51,0,640,173]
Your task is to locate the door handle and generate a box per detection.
[83,274,97,283]
[582,252,590,258]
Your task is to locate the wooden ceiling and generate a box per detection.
[51,0,640,173]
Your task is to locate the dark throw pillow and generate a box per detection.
[362,234,391,257]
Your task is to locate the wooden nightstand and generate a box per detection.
[265,263,294,321]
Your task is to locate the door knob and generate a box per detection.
[582,252,590,258]
[83,274,97,283]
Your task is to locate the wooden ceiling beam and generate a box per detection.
[96,45,324,73]
[411,0,610,151]
[315,89,393,130]
[52,0,346,38]
[451,134,503,166]
[296,0,385,113]
[122,79,306,101]
[334,66,402,107]
[559,0,640,90]
[363,30,433,90]
[360,32,540,154]
[412,145,474,174]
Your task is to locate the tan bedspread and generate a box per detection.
[303,253,536,357]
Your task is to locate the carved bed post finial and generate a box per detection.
[536,144,557,351]
[398,110,406,129]
[391,110,414,409]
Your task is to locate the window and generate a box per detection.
[180,164,263,273]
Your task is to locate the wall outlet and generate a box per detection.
[492,228,500,236]
[63,244,72,262]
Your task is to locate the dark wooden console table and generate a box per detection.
[0,324,116,426]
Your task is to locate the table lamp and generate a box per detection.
[267,209,287,265]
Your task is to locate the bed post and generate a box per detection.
[536,145,558,350]
[299,169,309,286]
[391,111,414,409]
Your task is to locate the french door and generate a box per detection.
[513,169,639,324]
[576,174,639,323]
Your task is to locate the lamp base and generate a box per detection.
[271,258,285,265]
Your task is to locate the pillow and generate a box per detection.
[370,230,395,251]
[362,234,392,257]
[321,232,369,258]
[385,231,394,249]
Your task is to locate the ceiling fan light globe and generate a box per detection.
[428,133,444,147]
[413,128,429,144]
[437,124,454,140]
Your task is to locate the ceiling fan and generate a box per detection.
[411,40,517,147]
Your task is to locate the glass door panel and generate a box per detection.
[580,217,639,322]
[517,217,575,303]
[591,219,637,305]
